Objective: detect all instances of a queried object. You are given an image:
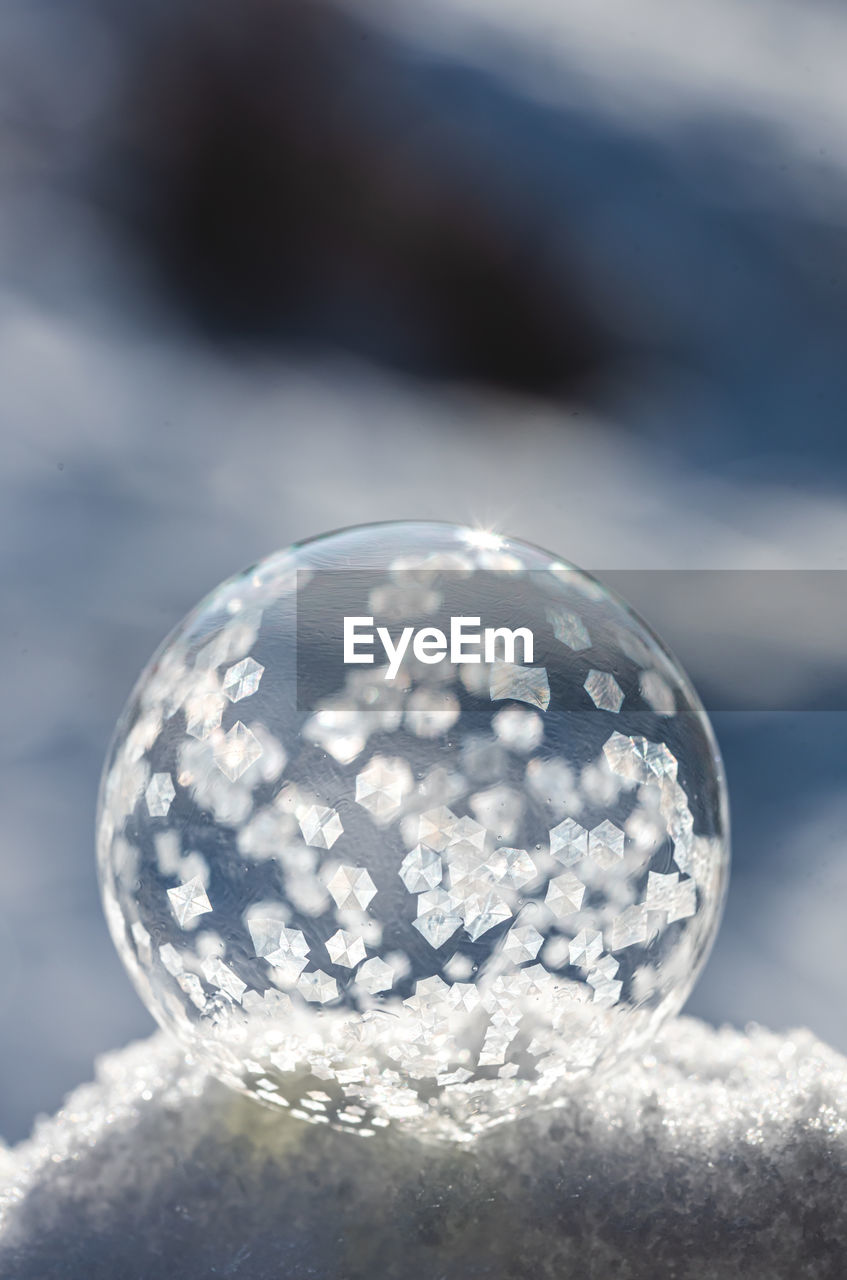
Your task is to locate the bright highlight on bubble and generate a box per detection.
[97,522,729,1140]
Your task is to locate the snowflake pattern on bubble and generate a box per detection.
[97,522,729,1141]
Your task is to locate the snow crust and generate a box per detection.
[1,1017,845,1278]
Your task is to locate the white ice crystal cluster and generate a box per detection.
[1,1018,845,1278]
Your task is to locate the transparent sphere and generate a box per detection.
[97,522,729,1139]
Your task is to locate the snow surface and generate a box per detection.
[1,1018,845,1278]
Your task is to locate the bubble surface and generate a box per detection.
[97,522,729,1140]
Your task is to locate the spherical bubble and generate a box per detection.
[97,522,729,1140]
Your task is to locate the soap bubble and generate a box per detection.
[97,522,729,1140]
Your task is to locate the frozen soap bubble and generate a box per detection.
[97,522,729,1140]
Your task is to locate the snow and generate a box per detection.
[1,1018,845,1278]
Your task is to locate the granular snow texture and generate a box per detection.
[0,1017,845,1278]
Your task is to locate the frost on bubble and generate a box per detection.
[299,805,343,849]
[399,845,442,893]
[325,929,367,969]
[166,876,212,928]
[145,772,175,818]
[584,670,624,713]
[502,924,545,962]
[547,606,591,651]
[96,525,729,1141]
[355,754,414,825]
[355,956,396,994]
[213,721,263,781]
[222,656,265,703]
[545,870,585,918]
[326,865,377,913]
[489,663,551,710]
[492,705,544,753]
[549,817,588,866]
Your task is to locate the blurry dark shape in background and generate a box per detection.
[92,0,613,393]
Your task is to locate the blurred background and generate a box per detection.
[2,0,847,1143]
